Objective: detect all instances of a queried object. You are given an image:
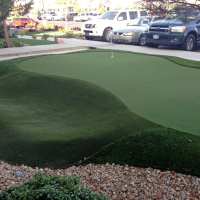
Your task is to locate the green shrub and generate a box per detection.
[0,173,108,200]
[31,34,37,40]
[41,34,49,40]
[19,29,26,37]
[11,40,24,47]
[65,30,75,38]
[44,23,55,30]
[0,41,7,48]
[58,26,65,33]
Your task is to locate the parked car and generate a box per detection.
[74,15,81,22]
[11,17,39,28]
[66,12,78,21]
[90,13,102,20]
[144,6,200,51]
[78,12,95,22]
[46,13,63,21]
[41,11,57,19]
[81,9,148,41]
[111,16,163,46]
[6,18,13,26]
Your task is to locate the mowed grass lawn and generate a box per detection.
[0,50,200,174]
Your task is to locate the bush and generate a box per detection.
[19,29,26,37]
[71,27,81,31]
[31,34,37,39]
[58,26,65,33]
[0,41,7,48]
[41,34,50,40]
[44,23,55,30]
[0,173,108,200]
[11,40,24,47]
[0,24,10,38]
[65,30,75,38]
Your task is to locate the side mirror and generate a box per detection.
[118,17,123,21]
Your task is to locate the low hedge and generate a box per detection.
[0,173,108,200]
[79,128,200,176]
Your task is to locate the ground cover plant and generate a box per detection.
[0,173,108,200]
[0,38,55,47]
[0,50,200,176]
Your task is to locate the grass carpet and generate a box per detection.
[17,50,200,136]
[0,38,56,46]
[79,128,200,176]
[0,70,160,168]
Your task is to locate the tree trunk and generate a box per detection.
[3,20,11,48]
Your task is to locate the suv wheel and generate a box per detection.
[138,34,146,46]
[102,28,112,42]
[180,34,195,51]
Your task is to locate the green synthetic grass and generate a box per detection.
[79,128,200,176]
[1,50,200,175]
[0,69,160,168]
[0,38,56,46]
[17,50,200,136]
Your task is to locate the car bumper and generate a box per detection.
[111,34,140,44]
[82,29,103,38]
[145,32,184,45]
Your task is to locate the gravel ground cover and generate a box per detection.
[0,161,200,199]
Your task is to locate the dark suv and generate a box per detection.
[144,6,200,51]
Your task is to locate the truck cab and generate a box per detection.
[144,6,200,51]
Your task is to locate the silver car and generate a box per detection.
[111,16,163,46]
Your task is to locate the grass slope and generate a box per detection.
[0,69,160,168]
[17,50,200,135]
[80,128,200,176]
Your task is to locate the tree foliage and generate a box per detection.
[136,0,200,17]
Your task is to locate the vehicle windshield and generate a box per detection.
[166,7,199,20]
[6,19,12,21]
[100,11,118,20]
[127,17,152,26]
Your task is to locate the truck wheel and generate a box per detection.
[102,28,112,42]
[180,34,195,51]
[138,34,146,46]
[24,24,28,28]
[85,36,94,40]
[146,43,159,48]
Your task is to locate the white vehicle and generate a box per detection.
[46,13,63,21]
[74,15,81,22]
[78,12,95,21]
[90,13,102,20]
[81,10,148,42]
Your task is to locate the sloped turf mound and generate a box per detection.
[80,128,200,176]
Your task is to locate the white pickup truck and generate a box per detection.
[81,10,148,42]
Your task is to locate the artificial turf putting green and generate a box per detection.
[18,50,200,136]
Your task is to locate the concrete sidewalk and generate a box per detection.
[0,37,200,61]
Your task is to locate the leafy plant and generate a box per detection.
[41,34,49,40]
[58,26,65,33]
[11,40,24,47]
[19,29,27,37]
[31,34,37,40]
[65,30,75,38]
[44,23,55,30]
[0,41,7,48]
[0,173,108,200]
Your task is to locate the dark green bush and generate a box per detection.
[0,173,108,200]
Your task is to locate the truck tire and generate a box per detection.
[24,24,28,28]
[180,34,195,51]
[138,34,146,46]
[85,36,94,40]
[102,28,112,42]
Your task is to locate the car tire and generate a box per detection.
[24,24,28,28]
[180,34,195,51]
[146,43,159,48]
[102,28,112,42]
[138,34,146,46]
[85,36,94,40]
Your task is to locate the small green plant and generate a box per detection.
[65,30,75,38]
[0,173,108,200]
[31,34,37,40]
[44,23,55,30]
[11,40,24,47]
[0,41,7,48]
[19,29,27,37]
[58,26,65,33]
[41,34,50,40]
